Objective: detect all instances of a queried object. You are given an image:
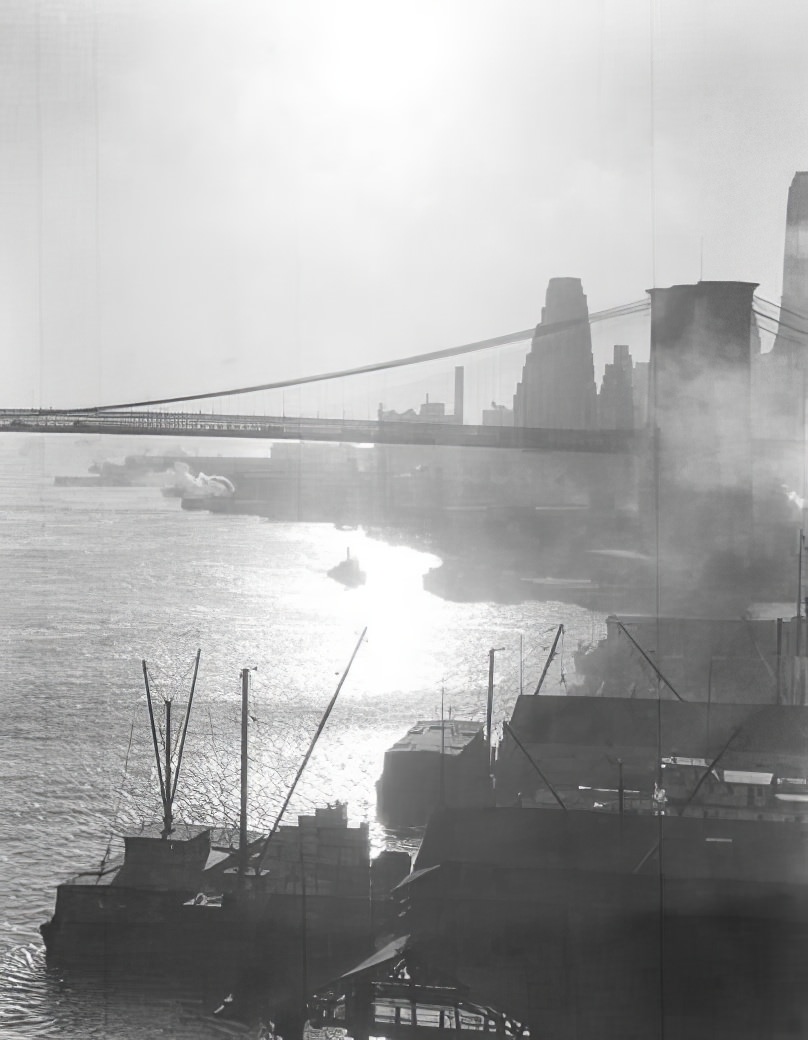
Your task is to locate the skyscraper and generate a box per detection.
[773,171,808,359]
[752,173,808,445]
[513,278,597,429]
[598,344,635,430]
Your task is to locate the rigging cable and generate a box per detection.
[99,712,137,872]
[753,294,808,325]
[752,310,808,342]
[751,317,808,353]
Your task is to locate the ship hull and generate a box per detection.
[42,882,376,1000]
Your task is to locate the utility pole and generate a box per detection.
[164,698,172,836]
[439,685,446,808]
[797,530,804,705]
[487,647,505,770]
[239,667,250,877]
[534,625,564,696]
[776,617,783,705]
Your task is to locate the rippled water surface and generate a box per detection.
[0,438,605,1038]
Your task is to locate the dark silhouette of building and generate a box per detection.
[513,278,597,429]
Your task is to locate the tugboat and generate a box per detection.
[327,548,366,588]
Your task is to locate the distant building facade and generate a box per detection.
[596,345,649,431]
[378,367,465,425]
[481,402,514,426]
[378,395,454,423]
[597,344,634,429]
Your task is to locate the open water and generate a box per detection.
[0,437,604,1039]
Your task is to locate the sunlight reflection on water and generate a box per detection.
[0,453,605,1037]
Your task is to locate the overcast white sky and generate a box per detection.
[1,0,807,412]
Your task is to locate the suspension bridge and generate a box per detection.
[0,297,653,453]
[1,291,795,452]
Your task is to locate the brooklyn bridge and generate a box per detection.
[0,289,650,453]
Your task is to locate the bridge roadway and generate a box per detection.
[0,409,639,453]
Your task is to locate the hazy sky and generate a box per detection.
[1,0,807,412]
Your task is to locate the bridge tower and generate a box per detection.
[647,281,756,610]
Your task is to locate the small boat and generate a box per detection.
[327,548,366,588]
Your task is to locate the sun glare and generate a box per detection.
[314,4,446,115]
[343,535,444,694]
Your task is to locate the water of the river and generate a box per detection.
[0,438,605,1039]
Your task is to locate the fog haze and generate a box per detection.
[1,0,808,408]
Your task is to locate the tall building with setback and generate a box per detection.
[750,175,808,567]
[773,171,808,359]
[753,173,808,448]
[598,344,635,429]
[513,278,597,429]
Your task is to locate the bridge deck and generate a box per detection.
[0,410,638,453]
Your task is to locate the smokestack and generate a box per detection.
[454,366,464,425]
